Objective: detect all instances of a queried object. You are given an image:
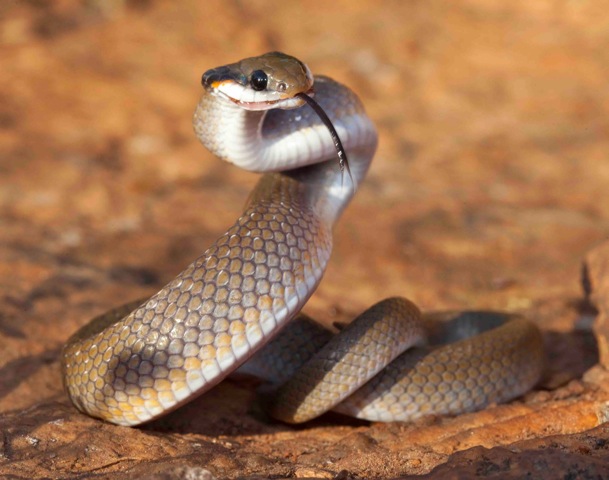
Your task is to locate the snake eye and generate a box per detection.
[250,70,268,91]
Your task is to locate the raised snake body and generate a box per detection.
[62,52,544,426]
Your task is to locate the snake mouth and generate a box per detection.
[210,80,313,111]
[201,52,315,112]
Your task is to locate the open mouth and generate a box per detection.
[214,83,314,111]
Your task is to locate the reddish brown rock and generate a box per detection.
[585,242,609,368]
[2,1,609,478]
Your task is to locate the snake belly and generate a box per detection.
[61,52,543,426]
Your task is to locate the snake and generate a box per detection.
[61,52,544,426]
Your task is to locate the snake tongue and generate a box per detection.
[296,92,353,186]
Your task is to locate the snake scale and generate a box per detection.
[62,52,544,426]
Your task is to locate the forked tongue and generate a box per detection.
[295,92,354,189]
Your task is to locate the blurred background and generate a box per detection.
[2,0,609,364]
[2,1,609,477]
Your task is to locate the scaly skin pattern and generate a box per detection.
[335,316,544,421]
[62,175,332,426]
[243,306,543,423]
[267,297,424,423]
[62,52,543,426]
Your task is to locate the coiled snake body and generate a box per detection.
[62,52,544,426]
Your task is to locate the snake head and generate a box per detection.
[201,51,314,111]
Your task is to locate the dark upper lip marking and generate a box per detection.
[201,66,247,91]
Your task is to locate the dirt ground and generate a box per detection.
[2,1,609,478]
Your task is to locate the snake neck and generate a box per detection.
[193,76,378,227]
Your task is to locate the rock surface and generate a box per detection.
[586,242,609,368]
[1,1,609,478]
